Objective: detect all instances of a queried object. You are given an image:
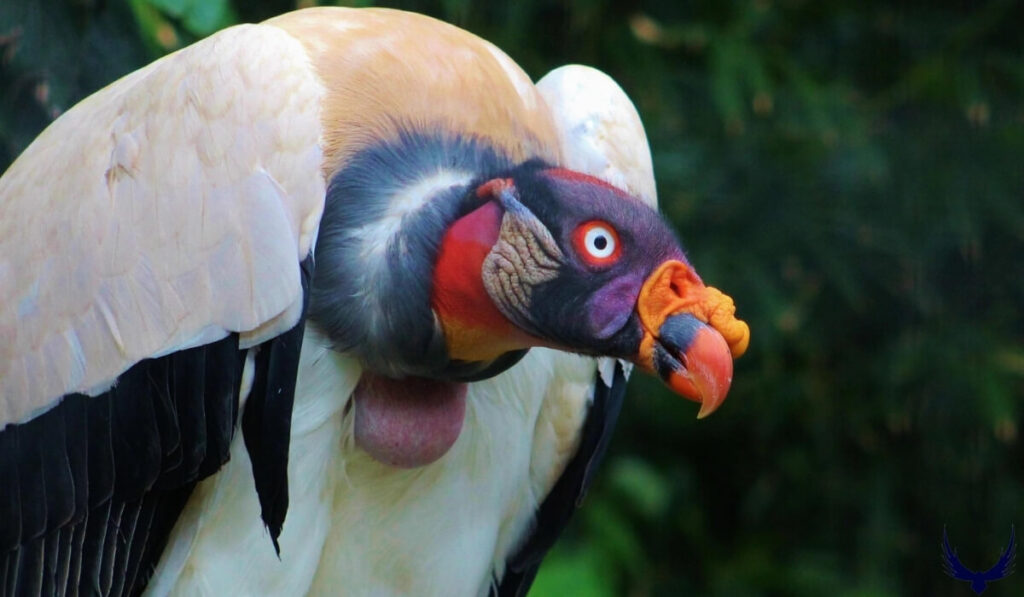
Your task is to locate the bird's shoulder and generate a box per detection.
[0,22,325,421]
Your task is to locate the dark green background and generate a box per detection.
[2,1,1022,595]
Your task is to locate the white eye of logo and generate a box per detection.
[584,225,617,259]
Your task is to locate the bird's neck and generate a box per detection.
[308,131,523,379]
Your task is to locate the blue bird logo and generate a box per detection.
[942,525,1016,595]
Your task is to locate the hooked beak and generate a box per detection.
[633,260,750,418]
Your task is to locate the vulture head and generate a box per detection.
[309,144,749,468]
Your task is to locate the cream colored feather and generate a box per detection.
[0,24,325,425]
[536,65,657,208]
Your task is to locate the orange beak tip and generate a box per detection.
[695,373,731,419]
[659,324,734,419]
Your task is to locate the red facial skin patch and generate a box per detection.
[431,199,533,361]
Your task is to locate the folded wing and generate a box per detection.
[0,23,326,596]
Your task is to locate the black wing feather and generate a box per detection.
[156,346,209,489]
[494,361,628,597]
[0,552,8,596]
[122,493,158,592]
[198,341,243,479]
[16,424,47,545]
[0,256,313,596]
[148,356,183,477]
[109,363,163,502]
[85,394,116,510]
[79,499,111,594]
[62,397,89,528]
[40,532,59,596]
[63,513,87,594]
[14,537,42,597]
[53,527,72,595]
[242,257,313,554]
[0,424,22,551]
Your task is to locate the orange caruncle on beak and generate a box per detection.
[635,260,750,418]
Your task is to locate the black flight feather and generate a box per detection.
[0,424,22,552]
[109,362,162,501]
[107,499,142,597]
[16,424,48,545]
[198,341,243,479]
[242,256,313,554]
[85,394,116,510]
[64,515,87,595]
[41,406,76,532]
[53,527,72,596]
[149,355,183,475]
[79,499,112,595]
[61,397,89,528]
[0,553,8,596]
[159,345,208,487]
[40,532,59,596]
[14,537,43,597]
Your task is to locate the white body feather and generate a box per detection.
[147,329,596,597]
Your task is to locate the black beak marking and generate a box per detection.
[652,313,702,380]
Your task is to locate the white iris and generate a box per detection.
[584,225,616,259]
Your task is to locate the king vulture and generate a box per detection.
[0,7,749,597]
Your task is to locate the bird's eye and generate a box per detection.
[574,221,621,266]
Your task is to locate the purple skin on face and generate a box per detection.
[586,274,644,339]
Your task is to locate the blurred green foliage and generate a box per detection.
[2,1,1023,595]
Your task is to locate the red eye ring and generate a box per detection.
[573,220,622,267]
